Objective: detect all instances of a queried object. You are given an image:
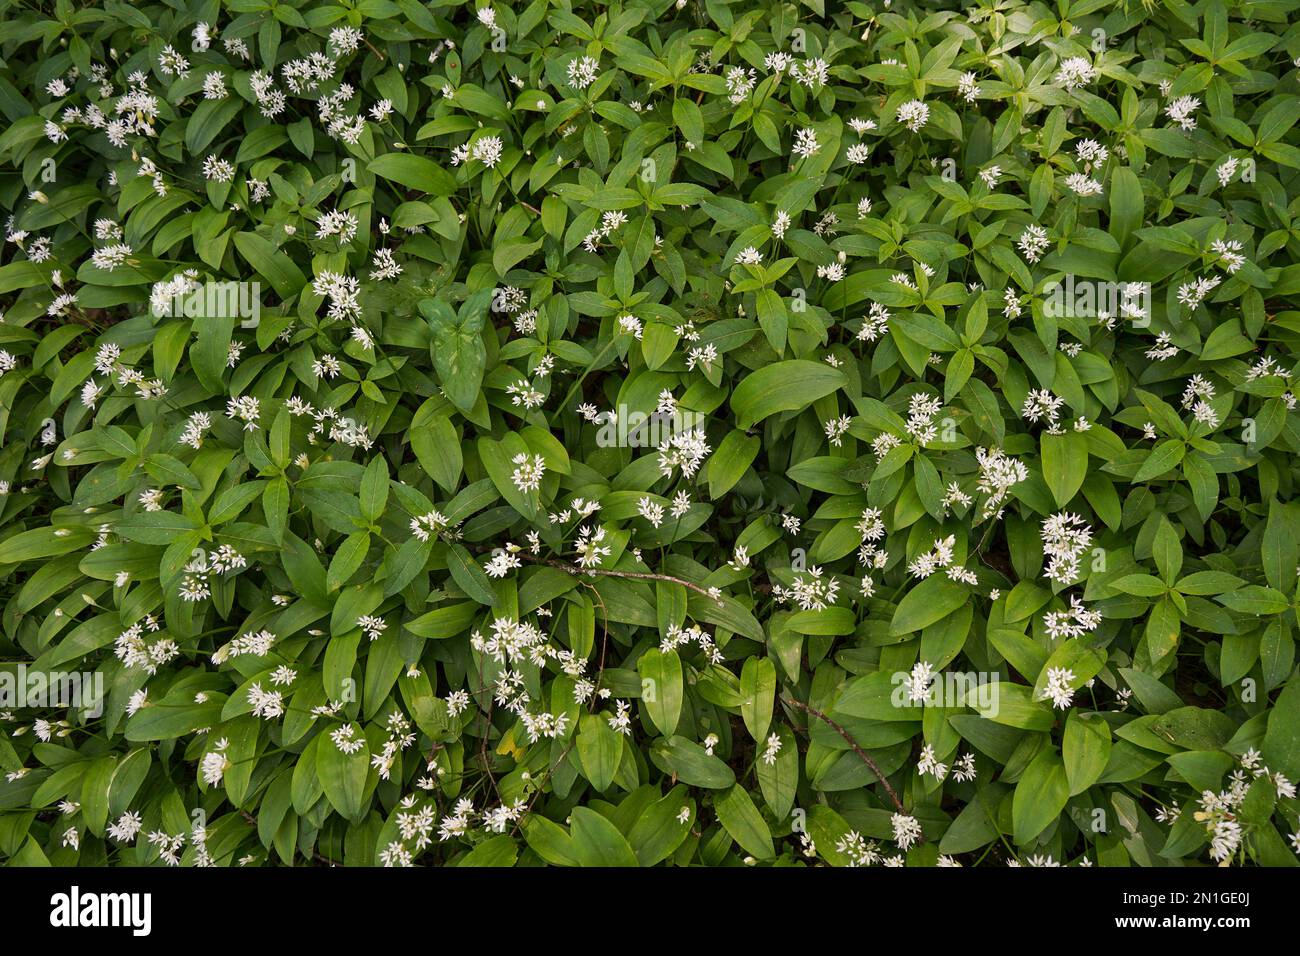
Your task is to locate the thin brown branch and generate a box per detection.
[783,695,906,815]
[538,557,722,604]
[473,546,724,605]
[475,643,502,805]
[583,579,612,699]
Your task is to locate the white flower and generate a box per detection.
[792,127,820,159]
[952,752,977,782]
[331,725,366,754]
[200,739,230,786]
[918,744,948,780]
[225,395,261,431]
[483,550,521,578]
[1176,274,1221,310]
[567,56,599,90]
[202,72,228,99]
[791,57,828,88]
[358,615,387,640]
[471,135,504,168]
[606,700,632,735]
[329,27,364,54]
[1064,172,1103,196]
[1041,667,1077,709]
[1076,139,1108,165]
[1040,512,1093,585]
[637,496,664,528]
[90,243,132,270]
[657,427,711,478]
[316,208,359,244]
[1054,56,1097,89]
[510,452,546,493]
[1146,331,1179,361]
[1216,156,1239,187]
[974,447,1027,517]
[824,415,852,447]
[1021,388,1064,431]
[125,689,149,716]
[773,566,839,611]
[248,682,284,719]
[574,525,611,569]
[836,830,881,867]
[1210,238,1246,274]
[1043,596,1102,640]
[1017,224,1051,263]
[108,811,143,843]
[896,100,929,131]
[891,813,923,850]
[1166,95,1200,131]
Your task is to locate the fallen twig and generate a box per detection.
[783,695,907,814]
[473,546,724,605]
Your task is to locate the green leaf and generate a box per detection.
[1041,431,1088,507]
[707,429,760,498]
[447,542,498,605]
[713,785,774,860]
[569,807,638,866]
[1263,672,1300,782]
[576,713,622,791]
[421,297,486,414]
[650,736,736,788]
[521,814,579,866]
[627,788,693,865]
[891,574,970,635]
[1063,711,1111,796]
[730,361,845,430]
[637,648,683,737]
[459,835,519,867]
[317,723,370,820]
[368,153,457,196]
[1012,748,1070,845]
[1133,440,1185,482]
[233,232,307,300]
[739,656,776,743]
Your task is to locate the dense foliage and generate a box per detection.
[2,0,1300,868]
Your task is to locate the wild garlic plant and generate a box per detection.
[0,0,1298,871]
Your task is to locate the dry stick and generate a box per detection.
[476,547,724,605]
[783,695,906,815]
[583,579,613,696]
[475,649,502,804]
